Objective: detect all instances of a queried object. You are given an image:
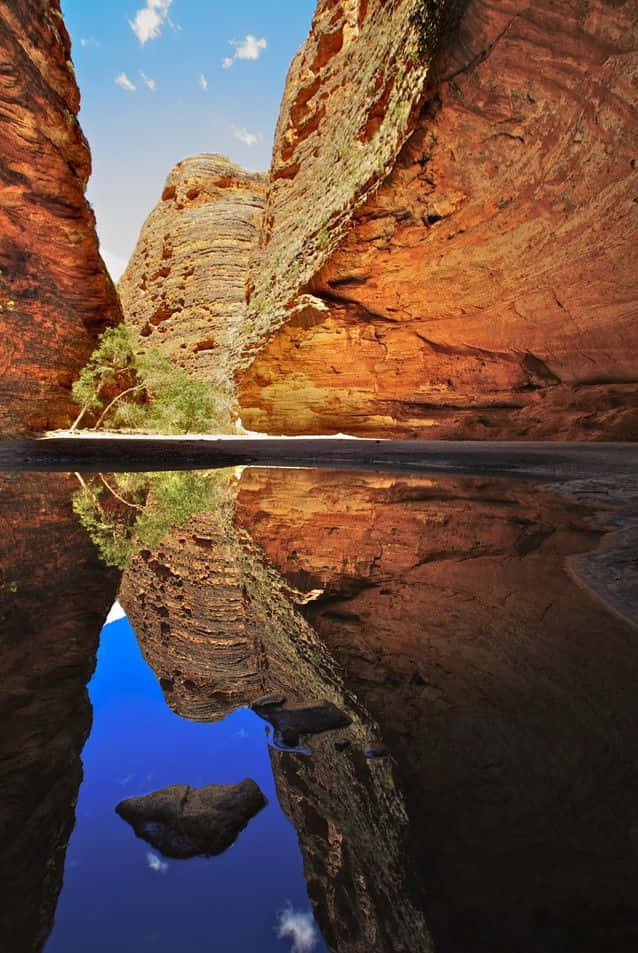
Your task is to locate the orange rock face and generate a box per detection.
[238,0,638,439]
[119,155,266,403]
[0,1,121,435]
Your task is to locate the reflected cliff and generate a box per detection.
[4,465,638,953]
[119,506,432,952]
[0,474,119,953]
[116,467,638,953]
[236,469,638,953]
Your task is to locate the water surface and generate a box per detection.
[2,467,638,953]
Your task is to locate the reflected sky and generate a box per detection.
[45,615,325,953]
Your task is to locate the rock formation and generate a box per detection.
[116,780,267,859]
[237,0,638,438]
[235,467,638,951]
[118,155,266,406]
[0,0,121,436]
[0,473,119,952]
[117,0,637,438]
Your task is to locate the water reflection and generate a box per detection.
[0,473,119,953]
[2,466,637,952]
[236,469,638,952]
[119,507,431,952]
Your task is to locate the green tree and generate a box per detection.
[70,325,137,430]
[72,470,234,569]
[70,324,232,434]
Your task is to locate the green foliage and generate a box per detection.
[71,324,134,415]
[72,470,234,569]
[410,0,469,64]
[71,324,231,433]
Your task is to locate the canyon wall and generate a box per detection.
[119,0,638,438]
[118,156,266,405]
[0,0,121,435]
[238,0,638,438]
[0,473,119,952]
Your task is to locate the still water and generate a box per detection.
[2,468,638,953]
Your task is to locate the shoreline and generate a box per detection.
[1,434,636,632]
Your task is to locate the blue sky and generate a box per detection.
[61,0,316,279]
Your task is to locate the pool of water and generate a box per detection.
[2,467,638,953]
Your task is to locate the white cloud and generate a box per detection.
[198,72,208,91]
[222,34,267,68]
[129,0,172,45]
[276,904,318,953]
[115,72,136,92]
[139,70,157,91]
[233,126,259,147]
[79,36,100,48]
[146,852,168,874]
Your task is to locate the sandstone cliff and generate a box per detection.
[0,0,121,435]
[118,155,266,405]
[0,473,119,952]
[236,0,638,439]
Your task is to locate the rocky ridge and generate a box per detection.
[118,155,266,405]
[0,0,121,435]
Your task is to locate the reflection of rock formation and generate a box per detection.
[0,474,119,953]
[236,468,638,952]
[120,509,432,953]
[0,1,121,435]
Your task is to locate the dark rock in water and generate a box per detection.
[251,693,286,711]
[257,700,352,738]
[364,743,390,759]
[280,728,300,748]
[115,780,266,859]
[334,738,351,752]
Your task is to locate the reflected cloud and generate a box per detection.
[146,852,168,874]
[276,903,318,953]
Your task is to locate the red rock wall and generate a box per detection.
[0,0,121,435]
[238,0,638,439]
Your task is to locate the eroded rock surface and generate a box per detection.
[116,780,266,859]
[0,0,121,435]
[0,473,119,952]
[119,155,265,404]
[237,0,638,439]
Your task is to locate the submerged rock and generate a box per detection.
[115,780,266,859]
[256,700,352,739]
